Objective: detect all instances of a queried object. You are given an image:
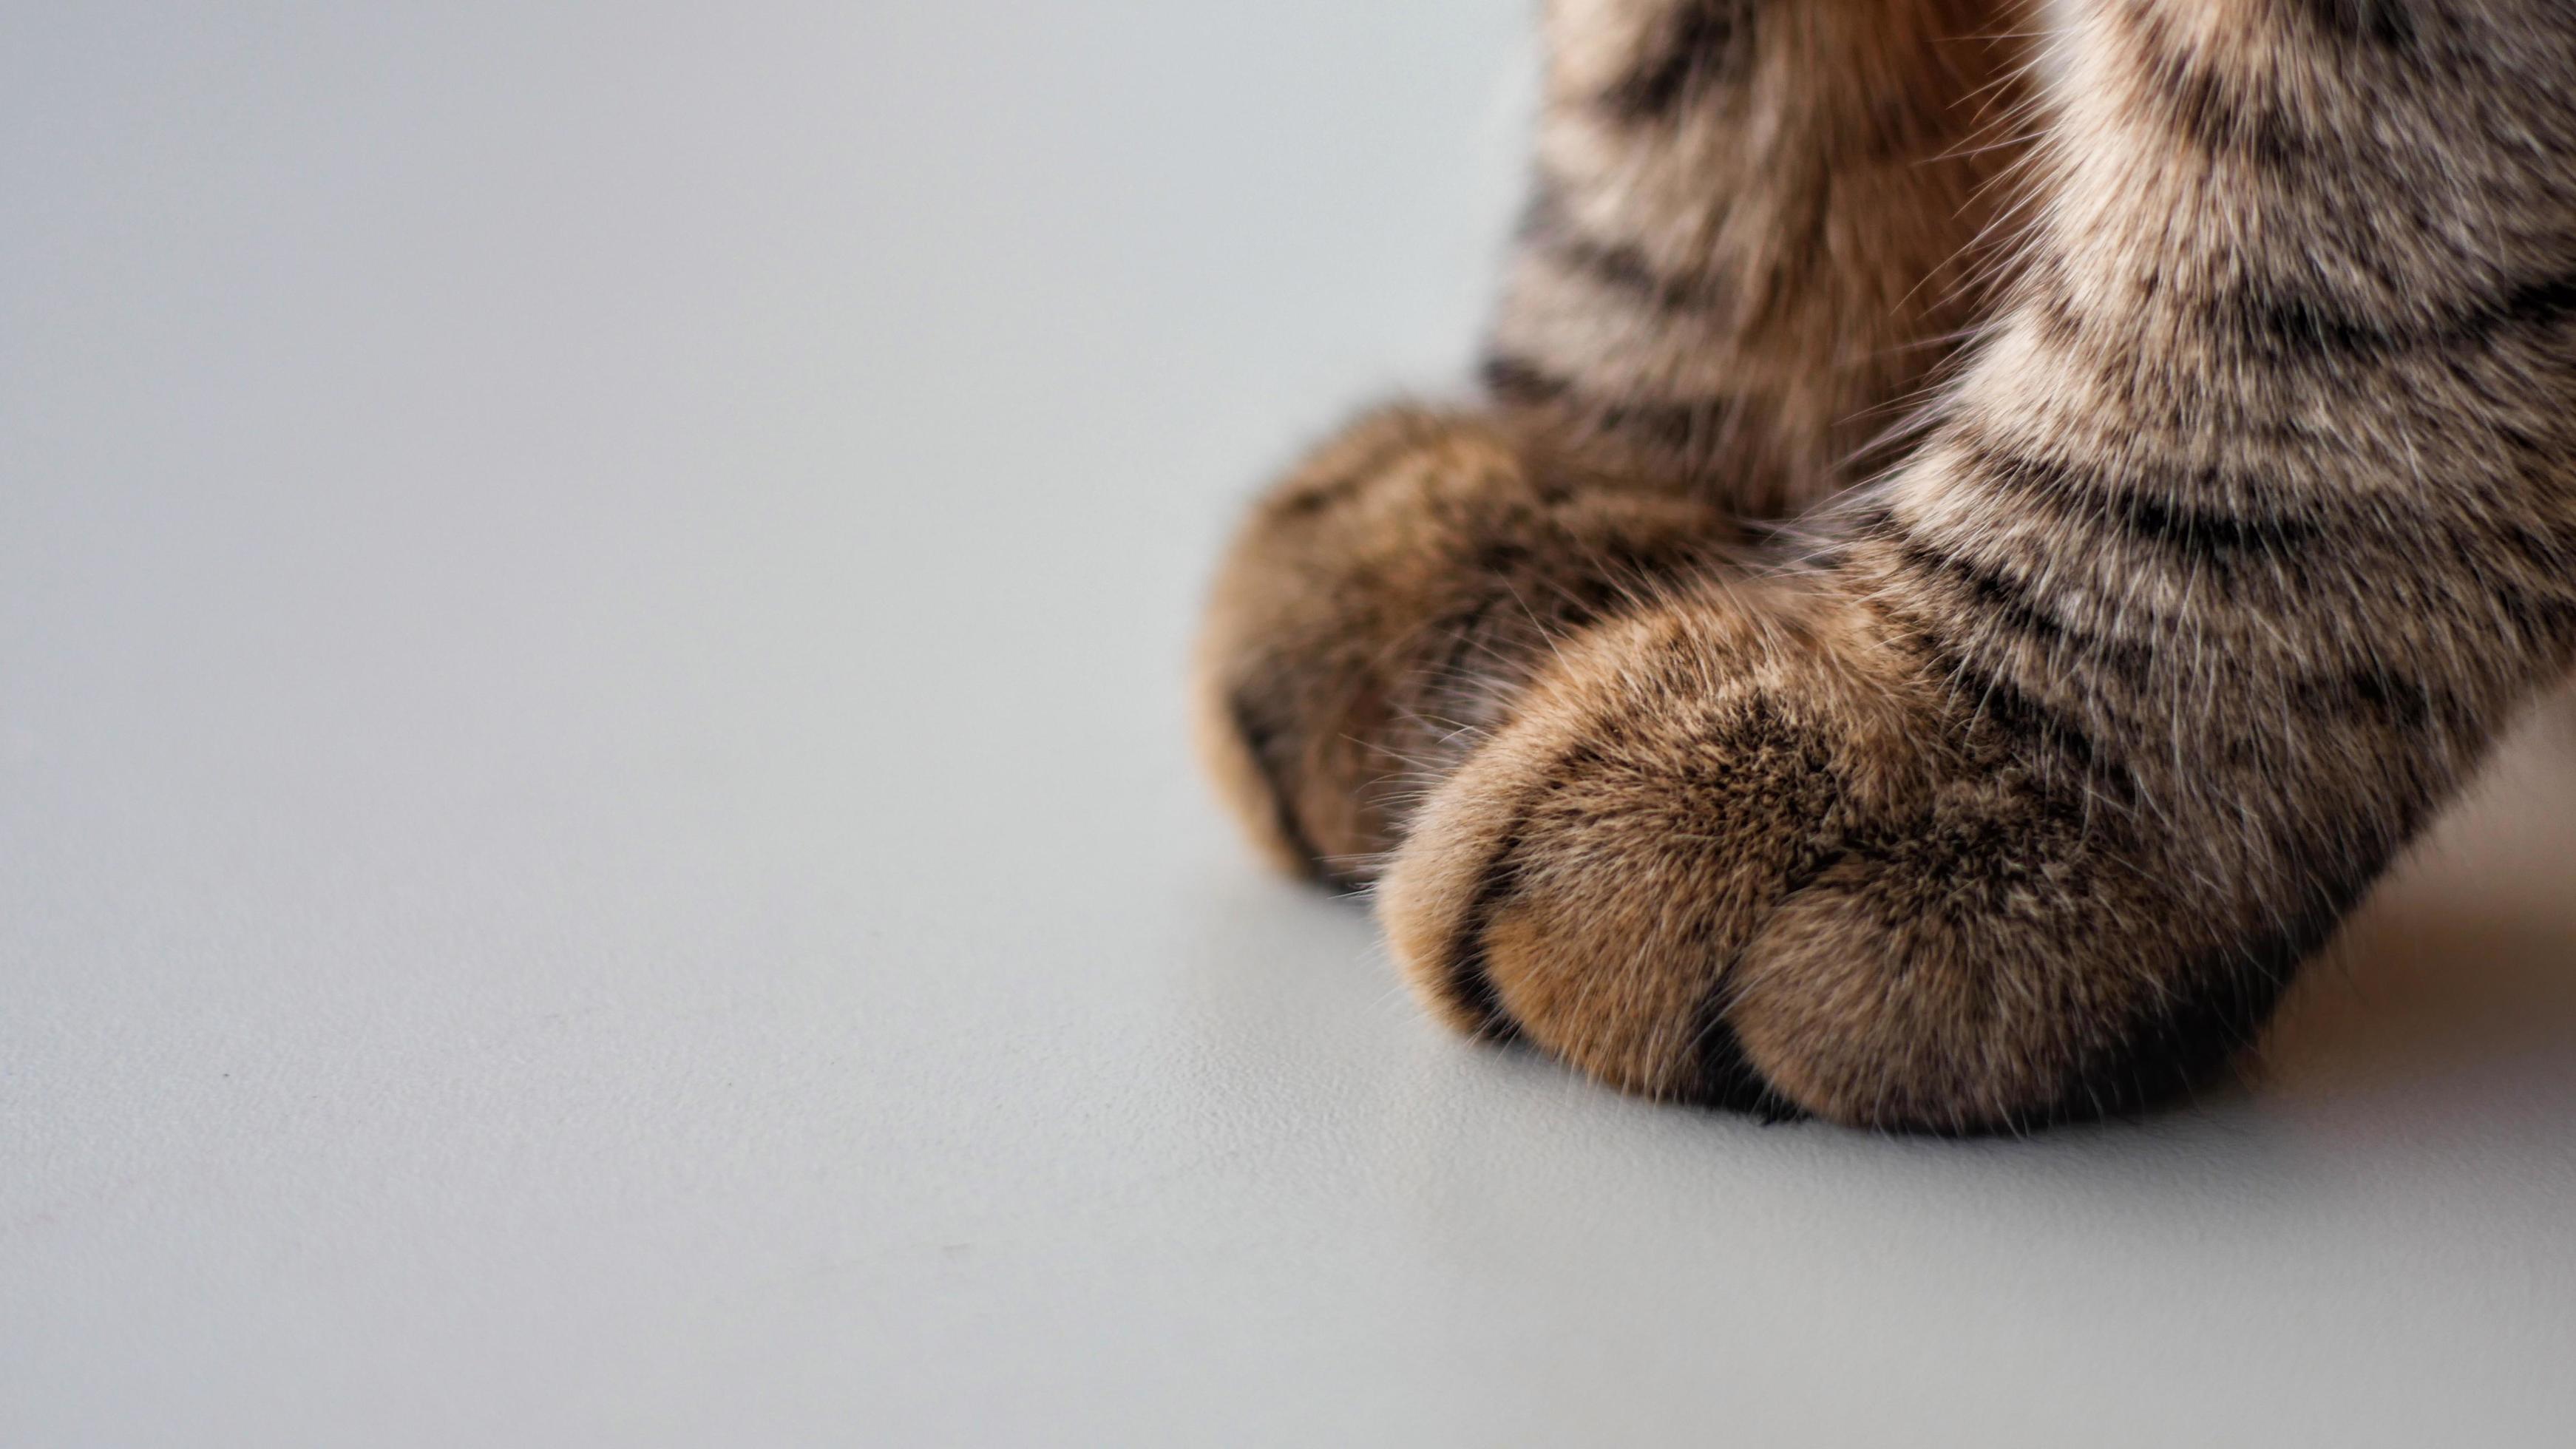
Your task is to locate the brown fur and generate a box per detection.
[1195,408,1739,883]
[1198,0,2030,883]
[1199,0,2576,1133]
[1488,0,2030,516]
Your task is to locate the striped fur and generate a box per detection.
[1195,407,1737,883]
[1487,0,2030,517]
[1198,0,2031,883]
[1201,0,2576,1131]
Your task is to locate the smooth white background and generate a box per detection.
[7,3,2575,1445]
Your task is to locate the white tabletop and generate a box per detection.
[8,3,2575,1445]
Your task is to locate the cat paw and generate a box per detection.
[1377,579,2288,1133]
[1194,404,1735,885]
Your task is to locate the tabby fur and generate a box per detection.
[1196,0,2576,1133]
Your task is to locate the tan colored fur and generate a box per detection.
[1199,0,2576,1132]
[1196,408,1738,882]
[1490,0,2027,516]
[1199,0,2029,883]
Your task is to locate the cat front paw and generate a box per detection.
[1378,580,2279,1133]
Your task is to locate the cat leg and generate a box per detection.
[1380,0,2576,1129]
[1487,0,2030,517]
[1198,0,2031,882]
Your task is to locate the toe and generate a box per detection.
[1378,584,1929,1104]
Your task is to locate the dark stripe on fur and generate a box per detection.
[1911,630,2115,777]
[2115,0,2302,163]
[1603,0,1757,123]
[1957,435,2324,564]
[1522,188,1729,316]
[1483,354,1582,413]
[2290,667,2473,737]
[2491,579,2576,657]
[1888,531,2157,685]
[2116,0,2458,163]
[2244,271,2576,361]
[2293,0,2419,48]
[1482,354,1744,455]
[1270,427,1423,519]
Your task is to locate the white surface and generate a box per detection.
[7,4,2576,1445]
